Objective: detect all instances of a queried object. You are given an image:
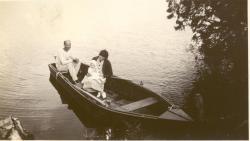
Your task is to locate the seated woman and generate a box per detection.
[82,50,113,99]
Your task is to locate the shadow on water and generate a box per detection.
[49,75,112,140]
[49,75,198,140]
[49,75,161,139]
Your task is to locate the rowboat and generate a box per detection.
[48,63,193,128]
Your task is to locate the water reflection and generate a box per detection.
[0,0,196,139]
[49,75,195,140]
[49,75,110,139]
[49,75,146,140]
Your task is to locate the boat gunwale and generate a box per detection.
[49,63,160,120]
[112,76,174,106]
[49,63,193,122]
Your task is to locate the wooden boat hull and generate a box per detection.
[48,63,193,129]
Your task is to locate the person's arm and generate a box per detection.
[108,62,113,77]
[86,60,96,76]
[68,51,79,63]
[104,60,113,78]
[58,50,72,65]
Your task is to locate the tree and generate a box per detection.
[166,0,247,131]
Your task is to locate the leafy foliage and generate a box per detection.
[166,0,247,123]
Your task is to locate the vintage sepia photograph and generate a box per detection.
[0,0,248,140]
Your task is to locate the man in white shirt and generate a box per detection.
[55,40,81,84]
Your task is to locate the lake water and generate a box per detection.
[0,0,196,139]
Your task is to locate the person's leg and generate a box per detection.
[77,64,86,82]
[57,65,68,72]
[100,80,106,98]
[67,63,78,81]
[101,91,106,99]
[95,79,106,99]
[73,62,81,75]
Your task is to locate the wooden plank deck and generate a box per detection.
[115,97,159,112]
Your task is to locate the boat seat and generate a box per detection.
[159,110,187,121]
[159,109,193,121]
[115,97,159,112]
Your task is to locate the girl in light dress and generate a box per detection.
[82,58,107,99]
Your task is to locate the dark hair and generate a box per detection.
[99,49,109,59]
